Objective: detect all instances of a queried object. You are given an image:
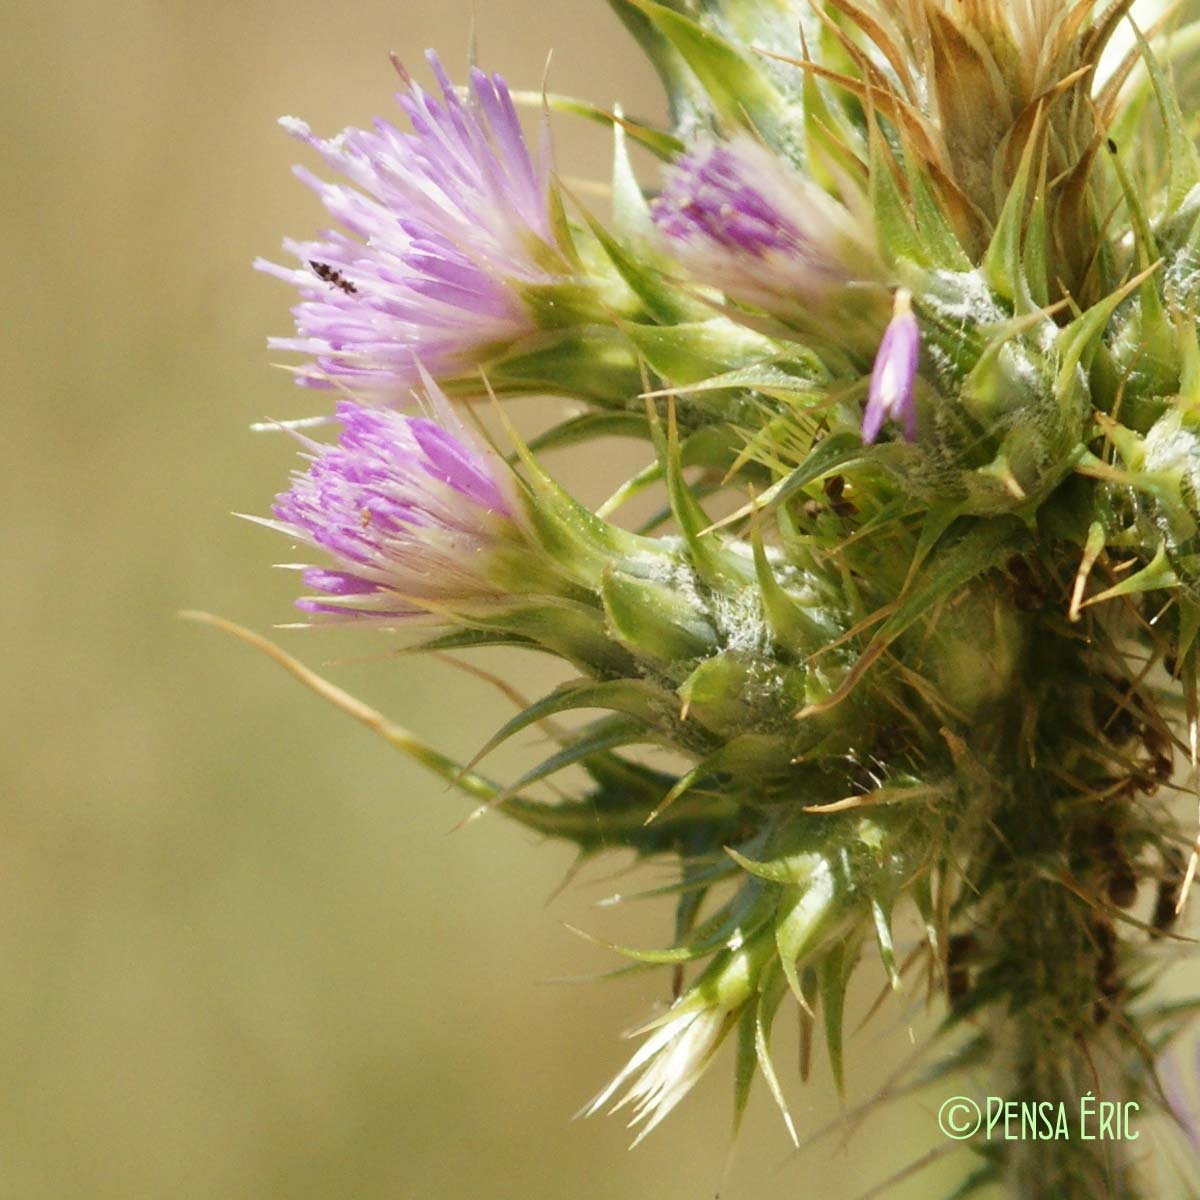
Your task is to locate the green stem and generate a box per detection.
[972,773,1144,1200]
[986,878,1138,1199]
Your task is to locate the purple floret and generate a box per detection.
[256,52,554,399]
[861,290,920,444]
[270,397,515,621]
[653,146,807,258]
[649,138,875,311]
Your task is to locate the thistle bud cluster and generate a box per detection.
[235,4,1200,1196]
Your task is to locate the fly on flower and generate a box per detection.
[255,53,561,400]
[309,261,356,295]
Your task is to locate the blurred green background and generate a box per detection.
[6,2,1188,1197]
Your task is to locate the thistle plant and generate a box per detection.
[208,3,1200,1196]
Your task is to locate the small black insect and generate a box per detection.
[310,260,357,295]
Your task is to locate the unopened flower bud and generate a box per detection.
[861,288,920,444]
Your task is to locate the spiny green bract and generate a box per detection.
[250,3,1200,1198]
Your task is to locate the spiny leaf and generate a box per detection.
[821,0,913,103]
[726,842,823,888]
[184,611,504,803]
[511,89,683,160]
[753,967,798,1145]
[982,104,1043,312]
[610,104,656,238]
[483,327,642,406]
[751,512,826,651]
[1068,520,1108,623]
[601,564,719,662]
[493,715,657,801]
[181,612,665,851]
[616,0,793,144]
[1105,141,1173,382]
[868,114,923,267]
[900,136,971,271]
[606,0,713,129]
[756,48,939,171]
[523,410,649,456]
[904,502,967,588]
[1177,600,1200,662]
[708,431,867,532]
[871,896,902,990]
[402,627,546,656]
[607,860,738,906]
[818,931,865,1098]
[674,643,752,710]
[577,204,699,324]
[574,882,777,964]
[1130,18,1200,212]
[670,854,714,994]
[468,677,672,773]
[774,862,843,1003]
[635,475,726,535]
[1023,138,1050,309]
[732,1003,759,1135]
[799,517,1029,717]
[596,425,739,519]
[796,20,865,191]
[647,735,793,824]
[494,402,651,586]
[1055,260,1162,400]
[913,872,941,966]
[641,353,829,401]
[1080,542,1178,610]
[622,318,786,385]
[646,399,746,585]
[799,966,818,1080]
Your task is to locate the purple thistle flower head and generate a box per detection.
[651,137,878,311]
[255,52,556,400]
[268,379,523,621]
[654,144,807,258]
[861,289,920,444]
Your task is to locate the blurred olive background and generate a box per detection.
[10,2,1176,1198]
